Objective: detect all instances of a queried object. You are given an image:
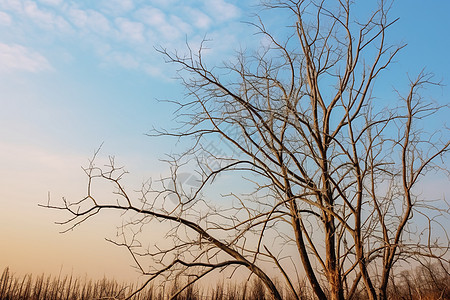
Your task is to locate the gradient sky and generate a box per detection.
[0,0,449,283]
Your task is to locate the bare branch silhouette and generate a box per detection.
[43,1,449,299]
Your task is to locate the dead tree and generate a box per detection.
[44,1,449,299]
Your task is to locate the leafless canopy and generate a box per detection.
[44,1,449,299]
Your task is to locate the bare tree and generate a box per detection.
[44,1,449,300]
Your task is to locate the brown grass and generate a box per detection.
[0,267,279,300]
[1,263,448,299]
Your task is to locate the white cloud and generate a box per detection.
[83,10,110,34]
[0,43,52,73]
[0,10,12,25]
[101,0,134,15]
[204,0,240,22]
[146,0,176,8]
[0,0,245,77]
[106,51,140,69]
[92,41,111,56]
[142,63,162,77]
[68,7,110,35]
[115,17,145,43]
[184,7,211,29]
[169,14,191,34]
[0,0,23,12]
[38,0,62,6]
[24,0,53,24]
[23,0,71,32]
[135,6,187,40]
[135,6,165,27]
[67,7,87,27]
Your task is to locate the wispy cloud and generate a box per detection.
[184,7,212,29]
[135,6,165,27]
[0,0,246,76]
[100,0,134,15]
[0,42,52,72]
[204,0,240,22]
[115,17,145,43]
[23,0,71,32]
[0,10,12,25]
[0,0,23,12]
[67,7,110,35]
[38,0,62,7]
[105,51,140,70]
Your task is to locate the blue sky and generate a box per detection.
[0,0,449,282]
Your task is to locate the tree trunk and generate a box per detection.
[325,217,344,300]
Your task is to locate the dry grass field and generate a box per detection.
[1,263,448,299]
